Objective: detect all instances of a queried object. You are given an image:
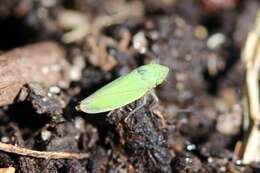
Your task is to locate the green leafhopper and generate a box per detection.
[76,64,169,114]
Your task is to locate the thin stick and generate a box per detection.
[0,142,89,159]
[0,167,15,173]
[241,11,260,164]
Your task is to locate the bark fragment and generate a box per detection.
[0,42,71,107]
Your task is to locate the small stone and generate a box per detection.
[41,130,52,141]
[74,117,85,132]
[1,136,10,143]
[133,32,148,54]
[69,55,85,81]
[49,86,61,94]
[216,104,242,135]
[207,33,226,50]
[207,157,214,163]
[194,25,208,40]
[186,144,197,151]
[235,159,243,166]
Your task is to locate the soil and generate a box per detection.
[0,0,259,173]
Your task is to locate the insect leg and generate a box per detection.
[106,110,116,117]
[148,90,166,127]
[152,110,166,128]
[149,89,159,109]
[124,95,147,122]
[148,150,158,166]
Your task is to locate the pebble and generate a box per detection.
[133,32,148,54]
[207,33,226,50]
[41,130,52,141]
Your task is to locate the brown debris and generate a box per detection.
[61,1,144,43]
[0,42,71,107]
[84,34,118,71]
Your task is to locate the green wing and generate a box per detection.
[79,69,150,113]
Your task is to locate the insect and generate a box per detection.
[76,64,169,115]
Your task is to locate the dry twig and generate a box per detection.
[0,142,89,159]
[0,167,15,173]
[240,11,260,164]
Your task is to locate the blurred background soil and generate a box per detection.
[0,0,259,172]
